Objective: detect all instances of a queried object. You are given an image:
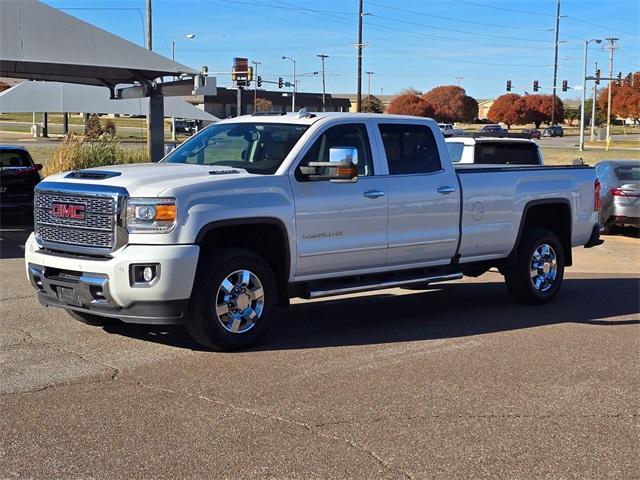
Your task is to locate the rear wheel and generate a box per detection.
[66,309,115,326]
[504,228,565,304]
[185,248,276,351]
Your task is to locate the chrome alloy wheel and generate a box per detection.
[529,244,558,292]
[215,270,265,334]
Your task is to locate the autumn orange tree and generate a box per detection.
[421,85,478,123]
[387,93,434,117]
[487,94,527,128]
[598,72,640,125]
[523,94,564,128]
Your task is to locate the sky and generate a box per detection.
[44,0,640,100]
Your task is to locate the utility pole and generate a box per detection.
[356,0,363,112]
[550,0,561,125]
[317,54,328,112]
[605,37,619,140]
[590,61,598,141]
[146,0,152,51]
[365,71,374,99]
[455,76,464,87]
[252,60,261,113]
[579,39,601,151]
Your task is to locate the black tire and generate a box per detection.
[185,248,277,351]
[66,309,116,326]
[504,228,565,305]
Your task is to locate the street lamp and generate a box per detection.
[365,71,374,99]
[171,33,195,61]
[282,56,296,112]
[579,38,601,151]
[170,33,195,141]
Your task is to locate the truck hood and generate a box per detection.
[41,163,252,196]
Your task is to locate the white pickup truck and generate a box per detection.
[25,112,603,351]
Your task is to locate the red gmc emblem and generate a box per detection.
[51,202,86,220]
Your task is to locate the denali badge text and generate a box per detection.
[51,202,86,220]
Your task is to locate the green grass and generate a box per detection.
[541,147,640,165]
[0,113,167,128]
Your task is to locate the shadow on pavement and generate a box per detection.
[104,276,640,352]
[0,214,33,260]
[603,226,640,239]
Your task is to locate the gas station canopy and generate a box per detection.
[0,0,197,87]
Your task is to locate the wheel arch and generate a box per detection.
[509,199,573,266]
[195,217,292,304]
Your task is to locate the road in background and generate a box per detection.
[1,217,638,479]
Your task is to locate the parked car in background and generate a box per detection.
[174,119,197,135]
[522,128,541,140]
[480,124,508,136]
[595,160,640,231]
[0,145,42,217]
[542,125,564,137]
[438,123,464,137]
[445,137,544,165]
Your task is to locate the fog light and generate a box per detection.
[143,266,154,282]
[130,264,160,287]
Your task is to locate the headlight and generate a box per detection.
[126,198,177,233]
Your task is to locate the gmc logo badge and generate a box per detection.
[51,202,86,220]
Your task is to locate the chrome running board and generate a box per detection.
[305,273,463,299]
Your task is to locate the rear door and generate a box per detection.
[290,121,388,279]
[373,120,460,267]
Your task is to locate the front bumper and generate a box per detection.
[24,233,199,324]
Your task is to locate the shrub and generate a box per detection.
[102,119,117,136]
[84,114,103,138]
[44,134,148,177]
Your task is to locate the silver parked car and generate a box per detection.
[595,160,640,231]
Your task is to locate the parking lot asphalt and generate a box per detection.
[1,221,638,479]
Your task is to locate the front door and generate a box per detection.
[291,122,388,280]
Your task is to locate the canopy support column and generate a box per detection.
[147,89,165,162]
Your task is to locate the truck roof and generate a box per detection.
[216,111,439,126]
[445,136,536,145]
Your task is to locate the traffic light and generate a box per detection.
[278,77,283,89]
[231,67,237,82]
[562,80,568,92]
[616,72,622,86]
[247,66,254,81]
[533,80,539,92]
[257,75,262,88]
[625,72,633,87]
[595,69,601,85]
[506,80,512,92]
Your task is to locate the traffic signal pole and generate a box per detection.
[591,62,598,141]
[550,0,561,125]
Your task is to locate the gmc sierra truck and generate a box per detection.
[25,112,603,351]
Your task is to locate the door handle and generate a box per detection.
[363,190,385,199]
[437,186,456,194]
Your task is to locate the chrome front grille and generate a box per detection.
[34,187,125,254]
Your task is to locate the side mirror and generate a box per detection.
[299,146,359,183]
[34,164,43,171]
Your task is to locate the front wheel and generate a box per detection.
[504,228,565,304]
[185,248,277,351]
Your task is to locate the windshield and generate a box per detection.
[163,122,309,174]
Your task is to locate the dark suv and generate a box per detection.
[0,146,42,217]
[542,125,564,137]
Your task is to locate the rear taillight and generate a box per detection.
[609,188,624,196]
[594,179,601,211]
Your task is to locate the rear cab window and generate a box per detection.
[615,165,640,182]
[474,142,540,165]
[446,142,465,163]
[378,123,442,175]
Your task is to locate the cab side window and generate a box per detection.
[378,124,442,175]
[300,123,374,177]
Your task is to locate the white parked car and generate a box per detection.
[26,112,601,351]
[438,123,464,137]
[446,136,544,165]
